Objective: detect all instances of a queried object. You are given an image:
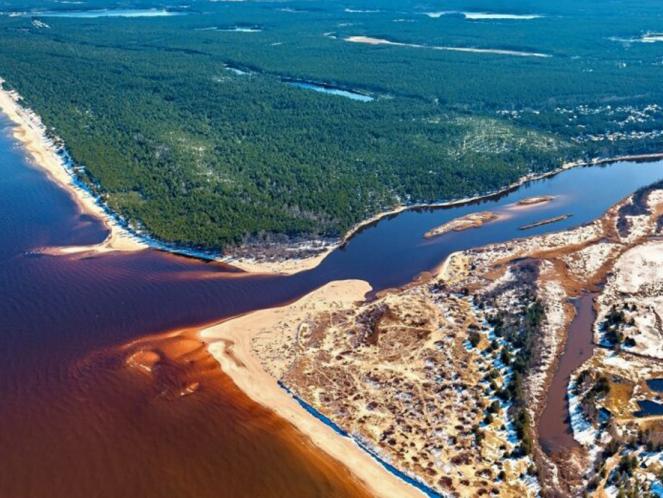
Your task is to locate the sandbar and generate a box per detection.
[424,210,501,238]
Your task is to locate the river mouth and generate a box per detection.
[538,293,596,456]
[3,107,663,496]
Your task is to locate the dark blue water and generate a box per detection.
[312,160,663,289]
[647,379,663,393]
[635,400,663,417]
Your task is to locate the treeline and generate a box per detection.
[0,0,660,251]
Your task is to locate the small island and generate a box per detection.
[519,214,571,230]
[424,211,500,239]
[516,195,556,207]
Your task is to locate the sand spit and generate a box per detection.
[199,280,425,498]
[223,245,335,275]
[0,79,145,254]
[345,35,551,58]
[520,214,571,231]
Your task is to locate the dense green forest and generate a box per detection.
[0,0,662,251]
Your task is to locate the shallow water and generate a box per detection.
[2,108,663,496]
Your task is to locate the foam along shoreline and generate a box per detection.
[279,383,443,498]
[0,79,146,254]
[345,35,551,58]
[425,11,543,20]
[199,280,425,498]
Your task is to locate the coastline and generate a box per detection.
[3,77,663,274]
[199,279,425,498]
[0,79,145,254]
[221,244,335,274]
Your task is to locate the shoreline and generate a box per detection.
[0,80,146,254]
[278,381,443,498]
[3,78,663,274]
[199,279,426,498]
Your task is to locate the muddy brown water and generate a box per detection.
[538,293,596,456]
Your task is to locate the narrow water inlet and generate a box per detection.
[284,80,375,101]
[538,293,596,456]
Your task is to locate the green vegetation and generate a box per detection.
[491,298,544,456]
[1,0,662,251]
[603,305,635,346]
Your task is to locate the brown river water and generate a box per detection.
[1,112,663,497]
[538,293,596,456]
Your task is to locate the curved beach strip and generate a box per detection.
[200,279,426,498]
[0,79,146,254]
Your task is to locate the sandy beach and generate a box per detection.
[199,279,425,498]
[0,79,145,254]
[222,245,335,274]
